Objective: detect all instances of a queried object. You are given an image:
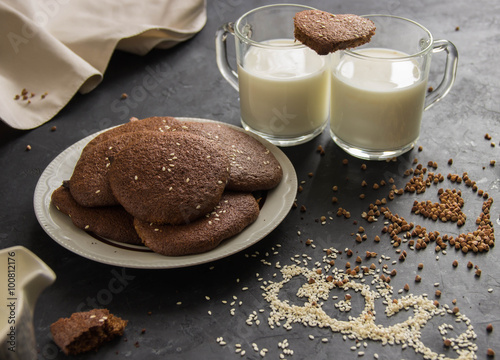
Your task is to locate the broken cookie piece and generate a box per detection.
[294,10,376,55]
[50,309,127,355]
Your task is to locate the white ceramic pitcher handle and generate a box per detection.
[424,39,458,110]
[0,246,56,360]
[215,22,239,91]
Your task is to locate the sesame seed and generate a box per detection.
[257,245,478,358]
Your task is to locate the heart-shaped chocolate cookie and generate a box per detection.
[294,10,376,55]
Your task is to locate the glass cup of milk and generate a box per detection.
[215,4,330,147]
[330,15,458,160]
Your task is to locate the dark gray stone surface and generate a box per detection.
[1,0,499,359]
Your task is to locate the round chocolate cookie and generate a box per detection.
[108,131,230,225]
[134,191,260,256]
[69,131,159,207]
[176,120,283,191]
[51,184,142,245]
[82,116,180,155]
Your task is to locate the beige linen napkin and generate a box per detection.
[0,0,206,130]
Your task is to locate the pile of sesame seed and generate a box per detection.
[212,241,487,359]
[257,247,478,360]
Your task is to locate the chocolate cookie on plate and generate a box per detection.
[177,120,283,191]
[134,191,260,256]
[108,131,230,225]
[69,131,159,207]
[82,116,180,155]
[51,184,142,245]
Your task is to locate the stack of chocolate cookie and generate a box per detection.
[51,117,283,256]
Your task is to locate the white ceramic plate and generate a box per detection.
[33,118,297,269]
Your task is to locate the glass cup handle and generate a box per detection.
[424,39,459,110]
[215,22,239,91]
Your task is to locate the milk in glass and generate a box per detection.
[330,48,427,150]
[238,39,329,137]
